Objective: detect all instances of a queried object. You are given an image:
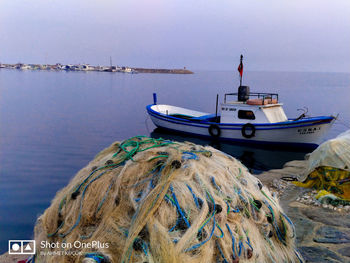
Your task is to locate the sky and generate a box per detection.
[0,0,349,72]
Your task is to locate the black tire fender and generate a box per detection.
[208,124,221,137]
[241,123,256,138]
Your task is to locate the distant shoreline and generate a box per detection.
[0,63,194,74]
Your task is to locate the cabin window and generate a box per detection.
[238,110,255,120]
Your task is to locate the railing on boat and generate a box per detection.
[224,92,279,104]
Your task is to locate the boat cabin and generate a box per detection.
[220,86,288,124]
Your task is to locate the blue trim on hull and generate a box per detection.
[149,110,332,131]
[155,126,319,150]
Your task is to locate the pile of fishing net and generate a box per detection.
[294,130,350,203]
[33,136,302,263]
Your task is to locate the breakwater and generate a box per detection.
[0,63,193,74]
[133,67,193,74]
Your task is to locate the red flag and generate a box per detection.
[238,55,243,77]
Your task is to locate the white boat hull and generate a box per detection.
[147,104,335,148]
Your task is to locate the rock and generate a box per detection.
[292,216,316,243]
[298,246,343,263]
[257,158,350,263]
[302,207,350,228]
[283,160,308,169]
[289,201,309,208]
[313,226,350,244]
[338,246,350,257]
[272,179,281,189]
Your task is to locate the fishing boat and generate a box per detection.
[121,67,138,74]
[146,56,335,149]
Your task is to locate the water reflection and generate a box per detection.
[151,128,310,174]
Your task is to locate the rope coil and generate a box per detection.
[34,136,302,263]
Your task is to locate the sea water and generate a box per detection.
[0,69,349,253]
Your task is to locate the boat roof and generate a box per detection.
[224,101,284,108]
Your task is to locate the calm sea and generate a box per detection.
[0,69,349,253]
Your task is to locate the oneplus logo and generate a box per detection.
[8,240,36,254]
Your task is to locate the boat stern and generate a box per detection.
[292,115,336,144]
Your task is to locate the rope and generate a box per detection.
[335,118,350,129]
[226,200,240,214]
[215,239,228,263]
[210,176,222,192]
[96,180,115,213]
[147,154,168,162]
[186,184,201,208]
[282,212,296,238]
[281,176,298,182]
[226,223,236,259]
[264,200,286,245]
[184,190,220,252]
[41,136,301,262]
[294,249,305,263]
[238,240,244,257]
[261,189,277,206]
[244,230,253,251]
[48,136,177,238]
[170,185,191,229]
[185,217,216,252]
[25,255,35,263]
[84,253,106,262]
[59,168,116,238]
[182,151,199,160]
[214,222,224,238]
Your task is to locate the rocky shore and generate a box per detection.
[258,160,350,263]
